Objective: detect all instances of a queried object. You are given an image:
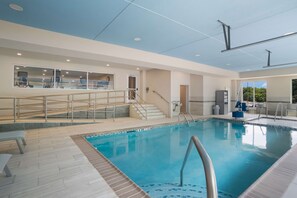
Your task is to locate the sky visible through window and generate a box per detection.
[242,81,267,88]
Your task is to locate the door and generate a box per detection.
[128,76,136,100]
[180,85,187,113]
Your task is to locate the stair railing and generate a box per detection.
[180,136,218,198]
[152,90,170,117]
[128,89,147,120]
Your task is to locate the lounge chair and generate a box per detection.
[0,154,12,177]
[0,131,26,154]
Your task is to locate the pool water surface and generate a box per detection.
[86,119,297,197]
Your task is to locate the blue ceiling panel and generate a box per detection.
[0,0,297,72]
[133,0,297,35]
[230,8,297,46]
[0,0,129,39]
[96,4,205,53]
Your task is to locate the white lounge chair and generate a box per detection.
[0,154,12,177]
[0,131,26,154]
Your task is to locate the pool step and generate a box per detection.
[130,104,166,120]
[140,183,234,198]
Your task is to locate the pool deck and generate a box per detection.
[0,114,296,197]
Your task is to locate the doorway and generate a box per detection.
[128,76,136,100]
[180,85,188,113]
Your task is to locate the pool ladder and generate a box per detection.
[180,136,218,198]
[178,112,194,125]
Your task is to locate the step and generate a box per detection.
[141,114,166,120]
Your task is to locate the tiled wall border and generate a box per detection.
[71,135,149,198]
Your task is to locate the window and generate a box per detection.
[292,79,297,103]
[56,70,87,89]
[242,81,267,108]
[14,66,54,88]
[88,73,114,90]
[14,66,114,90]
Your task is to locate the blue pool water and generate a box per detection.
[86,119,297,197]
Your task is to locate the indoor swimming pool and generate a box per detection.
[86,119,297,197]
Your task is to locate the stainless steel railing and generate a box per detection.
[274,102,284,121]
[180,136,218,198]
[128,89,147,120]
[152,90,170,117]
[0,90,128,123]
[178,112,189,125]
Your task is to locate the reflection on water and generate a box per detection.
[86,119,297,197]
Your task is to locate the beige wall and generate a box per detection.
[202,76,231,115]
[189,75,203,115]
[0,54,140,97]
[146,69,171,116]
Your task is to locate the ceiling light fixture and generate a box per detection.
[42,73,45,76]
[66,59,70,62]
[137,67,140,70]
[284,32,296,36]
[66,71,69,74]
[134,37,141,41]
[106,64,110,67]
[9,3,23,12]
[16,67,20,70]
[43,69,47,72]
[226,63,231,66]
[195,54,200,57]
[17,52,22,56]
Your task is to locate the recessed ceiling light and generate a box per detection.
[134,37,141,42]
[106,64,110,67]
[284,32,295,36]
[66,71,69,74]
[17,52,22,56]
[9,3,23,12]
[42,73,45,76]
[195,54,200,57]
[43,69,47,72]
[66,59,70,62]
[137,67,140,70]
[16,67,20,70]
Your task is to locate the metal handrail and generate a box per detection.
[152,90,169,104]
[129,89,147,120]
[257,103,268,119]
[180,136,218,198]
[0,90,127,123]
[178,112,189,125]
[152,90,170,117]
[274,103,284,121]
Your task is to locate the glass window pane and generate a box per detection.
[255,81,267,103]
[14,66,54,88]
[56,70,87,89]
[88,73,114,90]
[242,81,254,107]
[292,79,297,104]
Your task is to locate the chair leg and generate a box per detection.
[3,165,12,177]
[16,139,25,154]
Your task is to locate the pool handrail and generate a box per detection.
[180,136,218,198]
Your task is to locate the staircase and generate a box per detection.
[130,104,166,120]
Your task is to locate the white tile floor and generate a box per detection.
[0,115,297,198]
